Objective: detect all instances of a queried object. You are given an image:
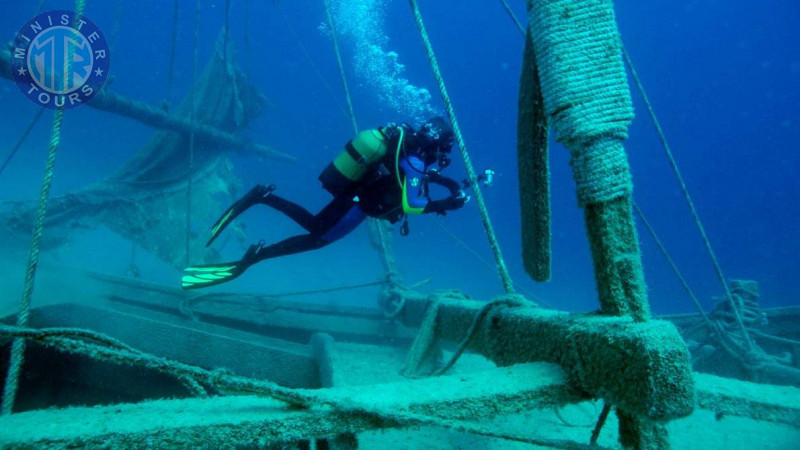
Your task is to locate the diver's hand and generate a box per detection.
[425,191,468,215]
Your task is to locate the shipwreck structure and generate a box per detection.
[1,1,798,449]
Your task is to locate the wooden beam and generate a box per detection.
[0,48,294,164]
[397,295,695,421]
[0,363,579,448]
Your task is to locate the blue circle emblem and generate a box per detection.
[10,10,110,110]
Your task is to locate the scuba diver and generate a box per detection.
[182,116,470,290]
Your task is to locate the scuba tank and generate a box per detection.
[319,128,389,196]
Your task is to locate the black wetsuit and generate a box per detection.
[245,124,462,265]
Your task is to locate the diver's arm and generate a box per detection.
[427,170,461,196]
[423,169,467,215]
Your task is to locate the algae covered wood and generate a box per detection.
[397,294,695,421]
[0,363,577,448]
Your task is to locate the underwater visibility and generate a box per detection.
[1,0,799,448]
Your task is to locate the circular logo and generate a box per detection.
[10,10,110,109]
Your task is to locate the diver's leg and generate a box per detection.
[250,200,368,263]
[184,199,366,290]
[206,184,277,246]
[261,194,316,232]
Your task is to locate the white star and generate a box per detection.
[17,66,27,76]
[94,67,103,77]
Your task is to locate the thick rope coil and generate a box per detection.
[529,0,634,207]
[408,0,515,294]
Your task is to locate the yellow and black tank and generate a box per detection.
[319,128,389,196]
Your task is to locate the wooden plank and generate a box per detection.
[695,373,800,427]
[0,363,577,448]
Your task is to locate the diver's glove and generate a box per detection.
[424,190,468,215]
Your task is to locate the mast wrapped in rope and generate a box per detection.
[526,0,675,447]
[529,0,633,207]
[527,0,648,319]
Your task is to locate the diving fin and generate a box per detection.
[181,261,244,290]
[182,242,266,290]
[206,184,276,247]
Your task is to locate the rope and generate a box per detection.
[0,108,45,178]
[431,218,552,307]
[109,0,123,54]
[223,0,231,64]
[244,0,251,73]
[499,0,526,36]
[750,330,800,347]
[632,202,713,328]
[34,0,46,15]
[166,0,179,106]
[323,0,359,133]
[433,297,524,376]
[1,0,89,416]
[321,0,404,298]
[622,48,753,350]
[275,2,350,122]
[589,402,612,446]
[408,0,515,294]
[0,113,64,415]
[529,0,634,207]
[185,0,200,267]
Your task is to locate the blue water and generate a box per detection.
[1,0,798,315]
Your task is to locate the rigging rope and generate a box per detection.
[408,0,515,294]
[632,202,713,328]
[223,0,231,64]
[244,0,251,73]
[431,218,552,307]
[34,0,46,15]
[275,2,350,122]
[0,108,46,178]
[109,0,123,54]
[322,0,358,133]
[321,0,402,295]
[499,0,526,36]
[1,0,87,417]
[185,0,200,266]
[622,49,753,350]
[166,0,180,107]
